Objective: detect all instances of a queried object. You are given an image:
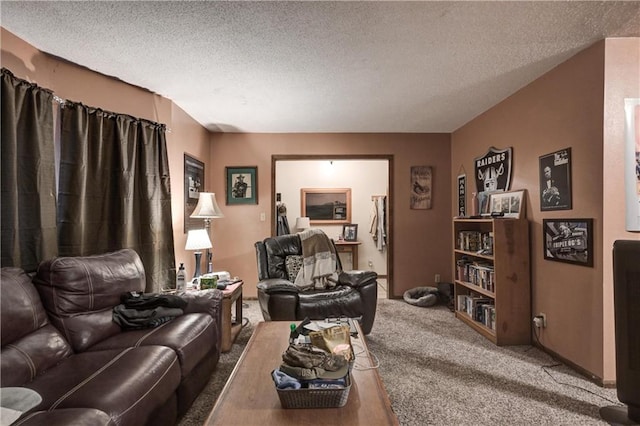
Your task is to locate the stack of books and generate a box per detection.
[456,294,496,331]
[457,231,494,255]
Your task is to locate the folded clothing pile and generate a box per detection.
[272,341,352,390]
[113,291,188,330]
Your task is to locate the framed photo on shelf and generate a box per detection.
[226,166,257,205]
[539,148,572,211]
[342,224,358,241]
[184,153,205,233]
[543,218,593,267]
[478,190,502,215]
[488,190,526,218]
[301,188,351,224]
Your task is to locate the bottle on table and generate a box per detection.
[176,263,186,291]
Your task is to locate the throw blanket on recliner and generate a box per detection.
[294,229,339,291]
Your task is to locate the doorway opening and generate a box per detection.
[272,155,393,298]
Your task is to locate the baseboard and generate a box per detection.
[532,341,615,388]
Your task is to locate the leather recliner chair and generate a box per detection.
[255,233,378,334]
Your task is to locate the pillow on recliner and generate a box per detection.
[285,255,304,282]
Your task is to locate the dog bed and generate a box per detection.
[403,286,440,307]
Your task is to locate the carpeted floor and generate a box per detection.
[178,298,622,425]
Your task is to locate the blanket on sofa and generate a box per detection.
[294,229,339,291]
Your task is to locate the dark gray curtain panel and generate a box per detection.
[1,68,58,272]
[58,102,175,292]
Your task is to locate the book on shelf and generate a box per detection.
[457,230,494,255]
[456,294,496,330]
[456,259,495,292]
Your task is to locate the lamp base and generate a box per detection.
[193,252,202,279]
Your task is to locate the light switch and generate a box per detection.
[260,212,266,221]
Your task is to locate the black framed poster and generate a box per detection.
[184,153,205,233]
[539,148,572,211]
[543,218,593,267]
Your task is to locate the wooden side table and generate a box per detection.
[220,281,243,352]
[334,240,361,270]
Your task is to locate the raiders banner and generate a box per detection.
[474,146,512,193]
[457,174,466,217]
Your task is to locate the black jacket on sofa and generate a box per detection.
[1,249,222,426]
[255,233,378,334]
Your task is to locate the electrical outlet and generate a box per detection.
[539,313,547,328]
[435,274,441,283]
[533,313,547,328]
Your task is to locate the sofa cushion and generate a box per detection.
[1,268,73,387]
[262,234,302,280]
[297,286,364,319]
[14,408,113,426]
[23,346,180,426]
[89,313,217,378]
[1,268,49,346]
[33,249,146,352]
[285,255,303,281]
[1,324,74,387]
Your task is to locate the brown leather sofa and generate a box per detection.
[1,249,222,426]
[255,233,378,334]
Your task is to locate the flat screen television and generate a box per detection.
[600,240,640,424]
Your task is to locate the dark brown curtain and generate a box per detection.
[1,68,58,272]
[58,101,175,292]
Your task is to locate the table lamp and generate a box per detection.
[295,217,310,232]
[190,192,224,273]
[185,229,212,279]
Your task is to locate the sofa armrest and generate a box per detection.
[338,270,377,289]
[257,278,300,294]
[177,289,223,320]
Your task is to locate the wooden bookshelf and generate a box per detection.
[453,218,530,346]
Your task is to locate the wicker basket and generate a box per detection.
[275,374,351,409]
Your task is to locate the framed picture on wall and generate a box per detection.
[539,148,572,211]
[184,153,205,233]
[543,218,593,267]
[301,188,351,224]
[410,166,432,209]
[226,166,258,205]
[623,98,640,231]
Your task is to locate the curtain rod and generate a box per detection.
[51,95,172,133]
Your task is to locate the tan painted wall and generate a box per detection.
[209,133,452,299]
[2,28,452,299]
[1,28,210,281]
[453,39,640,382]
[602,38,640,381]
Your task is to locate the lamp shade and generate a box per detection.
[296,217,311,230]
[185,229,212,250]
[190,192,224,219]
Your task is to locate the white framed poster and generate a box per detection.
[624,98,640,232]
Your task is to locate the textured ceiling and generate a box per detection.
[2,1,639,133]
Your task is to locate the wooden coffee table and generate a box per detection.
[205,320,398,425]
